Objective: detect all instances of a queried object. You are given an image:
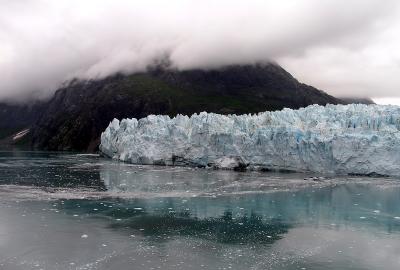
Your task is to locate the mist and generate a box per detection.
[1,0,400,102]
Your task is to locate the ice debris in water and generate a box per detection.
[100,104,400,176]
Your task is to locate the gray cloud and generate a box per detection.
[0,0,399,102]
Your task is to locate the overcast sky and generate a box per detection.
[1,0,400,103]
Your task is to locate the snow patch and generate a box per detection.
[12,129,30,141]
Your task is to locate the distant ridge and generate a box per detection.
[340,97,375,105]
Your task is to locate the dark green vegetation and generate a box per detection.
[1,64,343,151]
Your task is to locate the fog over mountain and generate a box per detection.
[1,0,400,102]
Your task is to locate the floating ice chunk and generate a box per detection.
[100,104,400,176]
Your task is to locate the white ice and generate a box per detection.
[100,104,400,176]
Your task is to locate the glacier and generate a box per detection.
[100,104,400,176]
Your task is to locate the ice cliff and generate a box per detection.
[100,104,400,176]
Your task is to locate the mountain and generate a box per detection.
[2,63,342,151]
[0,102,45,147]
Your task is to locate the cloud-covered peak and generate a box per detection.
[0,0,399,102]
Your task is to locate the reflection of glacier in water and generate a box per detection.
[1,152,400,269]
[100,162,329,197]
[87,166,400,269]
[99,162,400,232]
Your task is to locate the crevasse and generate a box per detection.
[100,104,400,176]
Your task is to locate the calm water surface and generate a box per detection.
[0,151,400,270]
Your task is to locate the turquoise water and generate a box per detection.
[1,151,400,270]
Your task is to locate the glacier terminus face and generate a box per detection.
[100,104,400,176]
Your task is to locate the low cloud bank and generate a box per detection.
[1,0,399,102]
